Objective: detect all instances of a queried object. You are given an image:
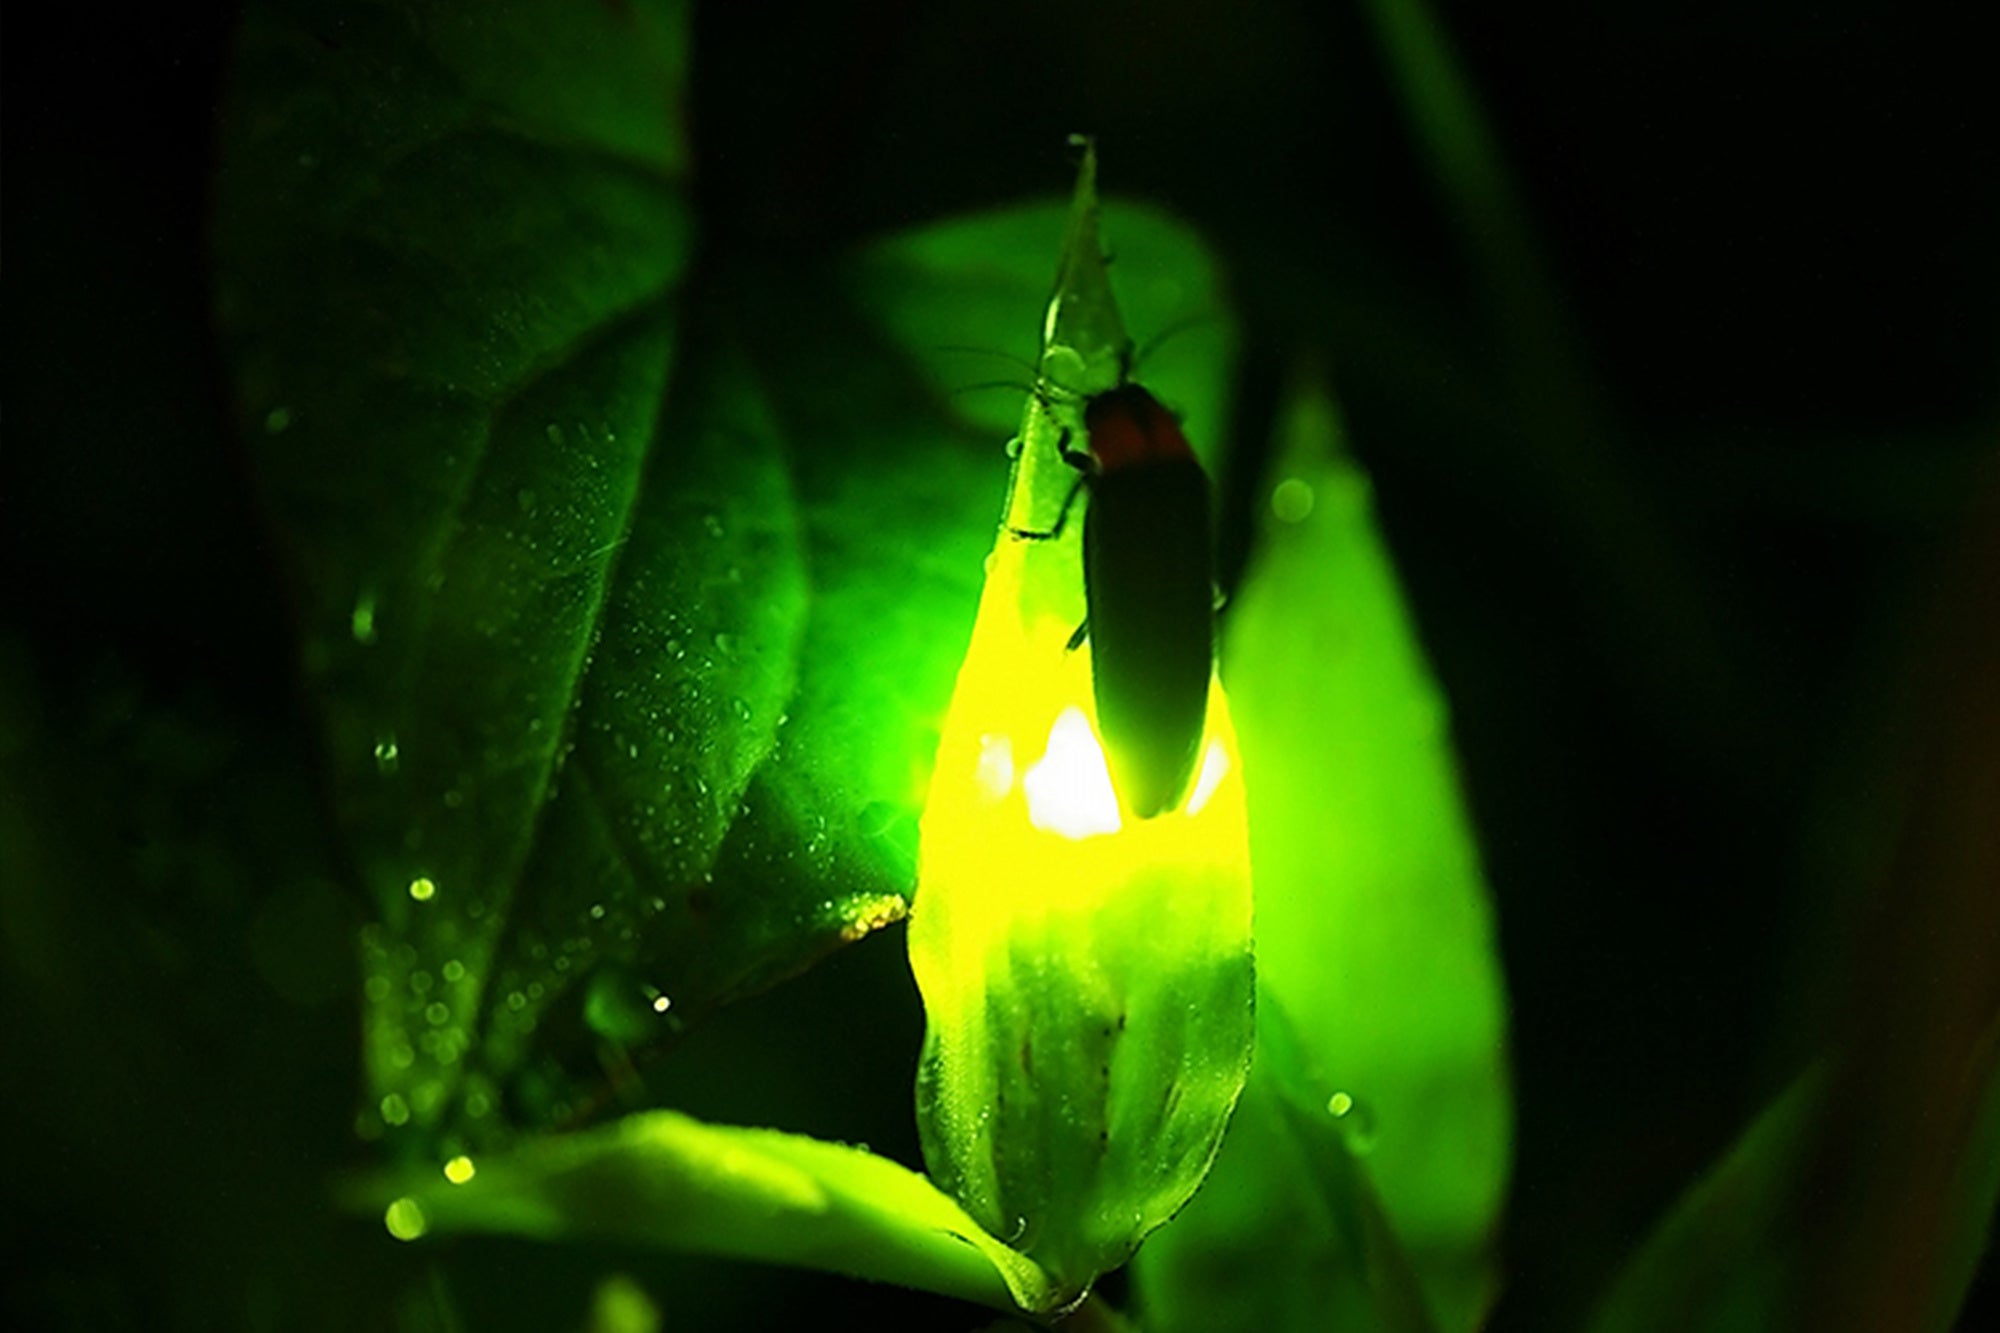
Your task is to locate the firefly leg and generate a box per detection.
[1066,619,1090,651]
[1053,425,1092,470]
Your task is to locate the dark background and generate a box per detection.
[5,2,1997,1329]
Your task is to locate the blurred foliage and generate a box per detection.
[6,0,1999,1330]
[1134,380,1510,1332]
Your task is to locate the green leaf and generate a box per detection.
[1137,1002,1441,1333]
[1584,1070,1823,1333]
[1134,379,1512,1331]
[898,152,1255,1302]
[1588,1021,2000,1333]
[360,1109,1061,1316]
[216,0,986,1140]
[846,199,1237,477]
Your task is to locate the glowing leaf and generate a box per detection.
[907,145,1255,1302]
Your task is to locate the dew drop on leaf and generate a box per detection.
[1327,1089,1378,1154]
[350,590,378,645]
[383,1197,427,1241]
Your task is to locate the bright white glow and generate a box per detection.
[1024,708,1123,840]
[1184,740,1230,816]
[974,733,1016,801]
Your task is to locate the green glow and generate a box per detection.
[384,1196,428,1241]
[443,1154,477,1184]
[1135,378,1511,1333]
[908,142,1254,1301]
[589,1275,661,1333]
[355,1108,1060,1313]
[1271,476,1316,523]
[407,876,436,902]
[349,590,377,645]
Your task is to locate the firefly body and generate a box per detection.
[1071,383,1215,819]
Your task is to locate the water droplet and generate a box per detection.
[545,423,564,445]
[384,1197,427,1241]
[351,591,378,645]
[443,1155,476,1185]
[505,990,527,1012]
[651,994,672,1013]
[713,631,735,653]
[703,513,725,539]
[264,406,293,434]
[1271,476,1315,524]
[1327,1090,1378,1153]
[588,903,606,921]
[441,959,466,983]
[424,1001,449,1026]
[374,734,400,773]
[379,1093,411,1127]
[408,876,436,902]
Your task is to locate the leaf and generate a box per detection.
[1584,1069,1823,1333]
[360,1109,1062,1316]
[904,150,1255,1301]
[1133,379,1512,1331]
[1586,1034,2000,1333]
[216,0,989,1139]
[1136,1002,1441,1333]
[845,197,1238,476]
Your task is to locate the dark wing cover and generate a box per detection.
[1083,459,1214,818]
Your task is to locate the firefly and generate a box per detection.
[1025,381,1214,819]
